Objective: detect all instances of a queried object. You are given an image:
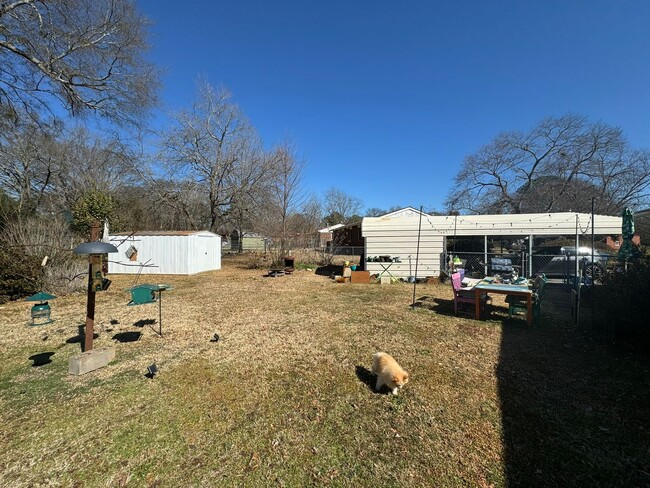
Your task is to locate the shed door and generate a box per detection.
[196,235,216,272]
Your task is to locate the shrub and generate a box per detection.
[0,246,40,303]
[594,257,650,348]
[1,216,87,299]
[243,252,271,270]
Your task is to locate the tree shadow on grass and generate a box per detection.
[498,308,650,486]
[29,352,54,367]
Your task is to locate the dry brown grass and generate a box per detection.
[0,254,648,487]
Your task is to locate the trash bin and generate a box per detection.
[284,256,295,270]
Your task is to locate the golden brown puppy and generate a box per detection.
[372,352,409,395]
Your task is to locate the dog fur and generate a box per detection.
[372,352,409,395]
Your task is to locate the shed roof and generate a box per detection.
[110,230,216,237]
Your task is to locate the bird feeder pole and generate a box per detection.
[73,222,118,351]
[84,222,101,352]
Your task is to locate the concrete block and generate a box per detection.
[380,276,392,285]
[69,347,115,375]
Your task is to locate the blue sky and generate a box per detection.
[138,0,650,213]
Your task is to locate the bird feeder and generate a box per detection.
[127,283,172,336]
[73,241,118,292]
[25,291,57,326]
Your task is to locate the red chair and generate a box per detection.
[450,272,490,316]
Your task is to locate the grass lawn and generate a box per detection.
[0,255,648,487]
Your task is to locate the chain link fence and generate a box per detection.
[444,250,595,282]
[325,245,364,257]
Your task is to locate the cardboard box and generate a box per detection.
[350,270,370,284]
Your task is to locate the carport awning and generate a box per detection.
[363,212,622,237]
[445,212,622,236]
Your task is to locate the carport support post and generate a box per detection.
[84,223,101,352]
[528,234,533,278]
[591,197,595,329]
[484,236,488,276]
[575,216,580,281]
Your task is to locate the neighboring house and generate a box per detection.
[606,234,641,251]
[605,208,648,251]
[361,209,622,279]
[230,230,268,252]
[330,221,364,254]
[108,231,221,275]
[331,222,363,246]
[318,224,345,248]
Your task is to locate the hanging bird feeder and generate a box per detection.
[25,291,57,326]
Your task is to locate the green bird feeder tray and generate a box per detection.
[127,284,173,337]
[25,291,57,326]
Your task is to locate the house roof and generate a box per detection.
[378,207,429,218]
[318,224,345,233]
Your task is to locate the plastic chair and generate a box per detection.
[451,272,489,317]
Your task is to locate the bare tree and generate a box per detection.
[0,119,143,223]
[323,187,363,224]
[265,141,306,256]
[0,118,60,219]
[159,81,271,232]
[365,205,405,217]
[299,195,323,237]
[0,0,158,125]
[365,207,386,217]
[48,126,139,209]
[446,114,650,214]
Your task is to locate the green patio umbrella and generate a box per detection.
[618,207,641,262]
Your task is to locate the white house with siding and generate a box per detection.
[108,231,221,275]
[362,209,623,279]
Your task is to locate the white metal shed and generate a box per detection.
[362,209,623,279]
[108,231,221,275]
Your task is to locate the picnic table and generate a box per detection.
[465,278,533,326]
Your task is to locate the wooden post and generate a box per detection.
[84,222,101,352]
